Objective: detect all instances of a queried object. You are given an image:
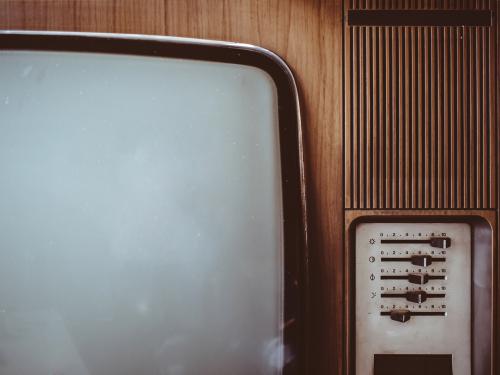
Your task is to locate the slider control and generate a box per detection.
[381,237,451,248]
[381,255,445,266]
[381,273,445,284]
[381,291,445,303]
[382,310,447,322]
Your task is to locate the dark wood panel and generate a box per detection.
[348,0,492,10]
[348,10,493,26]
[0,1,345,374]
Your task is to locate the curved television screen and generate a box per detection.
[0,33,303,375]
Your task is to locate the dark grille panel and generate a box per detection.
[344,1,497,209]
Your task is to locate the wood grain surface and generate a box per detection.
[2,1,499,374]
[0,1,345,374]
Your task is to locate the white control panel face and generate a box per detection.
[355,223,471,375]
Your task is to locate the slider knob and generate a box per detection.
[411,255,433,267]
[390,309,411,323]
[406,290,427,304]
[408,273,429,285]
[430,237,451,248]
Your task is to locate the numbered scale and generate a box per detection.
[355,223,471,375]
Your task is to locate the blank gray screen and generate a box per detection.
[0,50,284,375]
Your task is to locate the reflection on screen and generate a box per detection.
[0,50,283,375]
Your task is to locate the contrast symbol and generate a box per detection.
[370,273,375,281]
[369,238,375,244]
[369,256,375,263]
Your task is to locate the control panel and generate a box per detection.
[355,223,471,375]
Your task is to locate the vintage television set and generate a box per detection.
[0,1,499,375]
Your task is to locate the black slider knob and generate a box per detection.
[411,255,433,267]
[408,273,429,285]
[390,309,411,323]
[406,290,427,304]
[429,237,451,248]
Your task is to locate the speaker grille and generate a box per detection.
[344,1,497,209]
